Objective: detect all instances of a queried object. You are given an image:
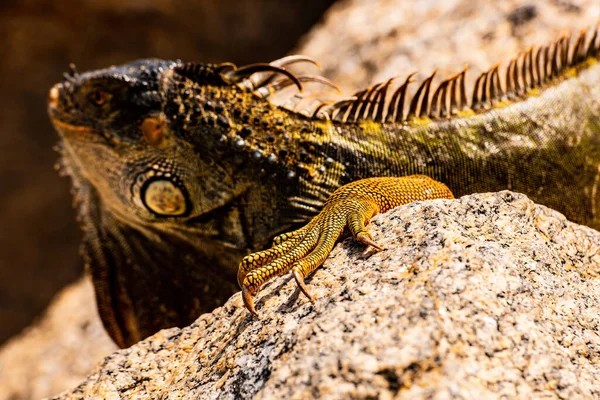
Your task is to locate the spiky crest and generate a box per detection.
[314,28,599,123]
[174,28,600,124]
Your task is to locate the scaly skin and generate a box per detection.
[49,31,600,346]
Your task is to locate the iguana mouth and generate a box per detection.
[50,118,100,134]
[50,117,101,141]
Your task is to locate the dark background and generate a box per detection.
[0,0,335,344]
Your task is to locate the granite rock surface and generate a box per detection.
[51,192,600,399]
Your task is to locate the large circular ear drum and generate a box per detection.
[142,179,188,216]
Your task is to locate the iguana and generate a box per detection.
[48,29,600,348]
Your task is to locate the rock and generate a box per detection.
[50,192,600,399]
[0,279,116,400]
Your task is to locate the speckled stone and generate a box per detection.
[51,192,600,399]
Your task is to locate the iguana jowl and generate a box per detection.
[49,29,600,347]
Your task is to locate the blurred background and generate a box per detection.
[0,0,336,345]
[1,0,599,398]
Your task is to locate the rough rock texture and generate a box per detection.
[0,279,116,400]
[51,192,600,399]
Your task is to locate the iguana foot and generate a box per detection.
[238,175,454,316]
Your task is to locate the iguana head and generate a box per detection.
[49,56,335,230]
[48,59,256,226]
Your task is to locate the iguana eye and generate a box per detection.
[91,89,108,106]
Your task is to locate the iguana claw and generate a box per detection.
[241,286,259,318]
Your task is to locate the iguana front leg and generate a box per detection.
[238,175,454,316]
